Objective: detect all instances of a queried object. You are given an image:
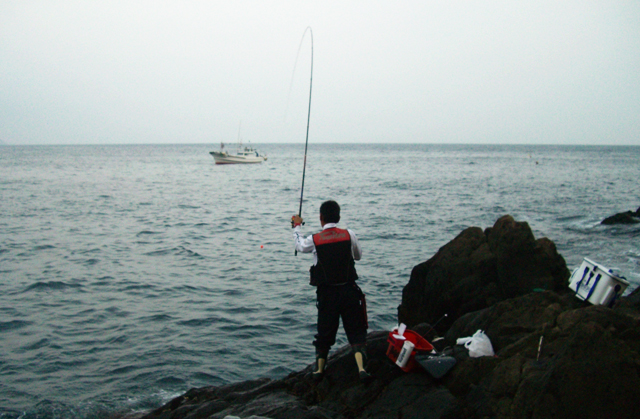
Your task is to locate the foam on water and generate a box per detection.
[1,143,639,417]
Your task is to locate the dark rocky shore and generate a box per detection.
[137,215,640,419]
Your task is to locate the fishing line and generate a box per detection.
[284,27,313,125]
[294,26,313,256]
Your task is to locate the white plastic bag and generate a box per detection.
[456,329,495,358]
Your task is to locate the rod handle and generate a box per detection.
[292,216,304,256]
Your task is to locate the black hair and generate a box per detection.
[320,200,341,223]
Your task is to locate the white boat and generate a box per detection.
[210,141,267,164]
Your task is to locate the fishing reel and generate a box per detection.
[291,215,305,228]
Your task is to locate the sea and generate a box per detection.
[1,143,639,418]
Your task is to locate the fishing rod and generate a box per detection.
[424,314,448,337]
[294,27,313,256]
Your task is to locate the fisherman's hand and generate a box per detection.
[291,215,303,228]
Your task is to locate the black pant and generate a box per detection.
[314,283,367,354]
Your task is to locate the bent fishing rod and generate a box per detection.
[294,27,313,256]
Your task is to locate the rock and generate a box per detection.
[139,329,463,419]
[397,215,570,332]
[441,292,640,419]
[444,291,577,353]
[601,207,640,224]
[137,216,640,419]
[619,285,640,309]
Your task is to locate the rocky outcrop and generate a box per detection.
[139,324,464,419]
[443,290,640,419]
[140,292,640,419]
[138,216,640,419]
[601,207,640,225]
[397,215,570,332]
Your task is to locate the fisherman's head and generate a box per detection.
[319,200,340,225]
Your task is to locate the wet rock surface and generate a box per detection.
[138,216,640,419]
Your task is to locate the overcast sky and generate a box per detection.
[1,1,639,146]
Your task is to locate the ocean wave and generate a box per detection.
[0,320,32,332]
[190,371,219,381]
[78,247,101,254]
[156,376,187,386]
[75,258,100,266]
[223,306,260,315]
[106,335,129,345]
[123,284,157,293]
[221,289,246,296]
[20,338,51,351]
[105,307,131,318]
[140,314,175,323]
[144,249,172,256]
[141,246,204,258]
[0,407,23,419]
[108,365,138,376]
[137,230,160,236]
[22,281,83,293]
[33,244,56,251]
[176,246,204,258]
[177,317,224,327]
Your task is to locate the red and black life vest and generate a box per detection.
[309,227,358,286]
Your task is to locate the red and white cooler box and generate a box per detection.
[569,258,629,307]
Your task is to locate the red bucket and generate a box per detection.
[386,329,434,372]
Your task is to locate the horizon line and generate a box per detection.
[1,142,639,147]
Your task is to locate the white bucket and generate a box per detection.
[568,258,629,307]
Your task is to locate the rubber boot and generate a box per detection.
[310,349,328,382]
[353,345,373,383]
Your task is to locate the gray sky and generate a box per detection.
[1,1,639,146]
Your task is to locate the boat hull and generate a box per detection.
[210,151,266,164]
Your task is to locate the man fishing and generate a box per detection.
[292,200,372,382]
